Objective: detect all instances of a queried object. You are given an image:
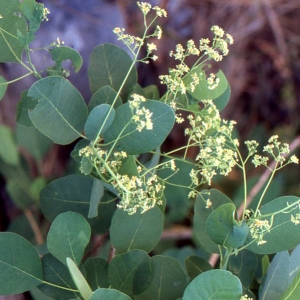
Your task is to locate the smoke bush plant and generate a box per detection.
[1,1,300,299]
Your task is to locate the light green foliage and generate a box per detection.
[1,1,300,299]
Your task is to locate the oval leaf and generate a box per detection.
[88,85,122,111]
[259,251,289,300]
[47,212,91,265]
[108,250,152,296]
[194,189,232,253]
[40,174,94,222]
[84,104,115,141]
[38,253,79,300]
[183,270,242,300]
[89,288,132,300]
[84,257,109,290]
[49,46,83,73]
[0,0,27,62]
[185,255,213,280]
[134,256,187,300]
[280,269,300,300]
[110,206,163,254]
[228,250,258,290]
[0,232,43,295]
[184,66,228,101]
[104,100,175,155]
[28,76,88,145]
[246,196,300,254]
[206,203,248,248]
[88,178,104,218]
[66,257,92,300]
[88,43,137,99]
[16,123,53,161]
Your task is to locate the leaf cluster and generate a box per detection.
[1,1,300,299]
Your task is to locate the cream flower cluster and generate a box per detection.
[185,100,238,185]
[160,26,233,97]
[129,94,153,132]
[252,135,299,168]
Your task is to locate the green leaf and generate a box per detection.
[228,250,258,290]
[108,250,152,296]
[184,67,228,101]
[38,253,79,300]
[185,255,213,280]
[104,100,175,155]
[134,256,187,300]
[88,43,137,100]
[131,83,145,97]
[28,76,88,145]
[289,244,300,282]
[30,286,54,300]
[6,178,35,209]
[16,123,53,161]
[80,156,93,175]
[280,269,300,300]
[90,193,116,234]
[163,246,196,276]
[30,176,46,200]
[88,178,104,218]
[0,0,27,62]
[246,196,300,254]
[19,0,44,45]
[0,232,43,295]
[260,251,289,300]
[49,46,83,73]
[84,257,109,290]
[89,288,132,300]
[47,212,91,265]
[158,158,194,222]
[118,155,139,177]
[16,91,37,127]
[0,76,7,100]
[0,125,19,165]
[40,174,94,222]
[183,270,242,300]
[67,257,92,300]
[7,213,35,242]
[110,206,163,254]
[88,85,122,111]
[213,83,231,111]
[194,189,232,253]
[143,85,159,100]
[84,104,115,141]
[206,203,249,248]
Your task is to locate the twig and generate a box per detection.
[262,0,288,59]
[24,208,44,245]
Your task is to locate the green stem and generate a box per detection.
[41,280,79,292]
[92,16,159,149]
[220,247,232,270]
[254,163,278,217]
[0,72,34,84]
[25,46,42,78]
[0,29,33,73]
